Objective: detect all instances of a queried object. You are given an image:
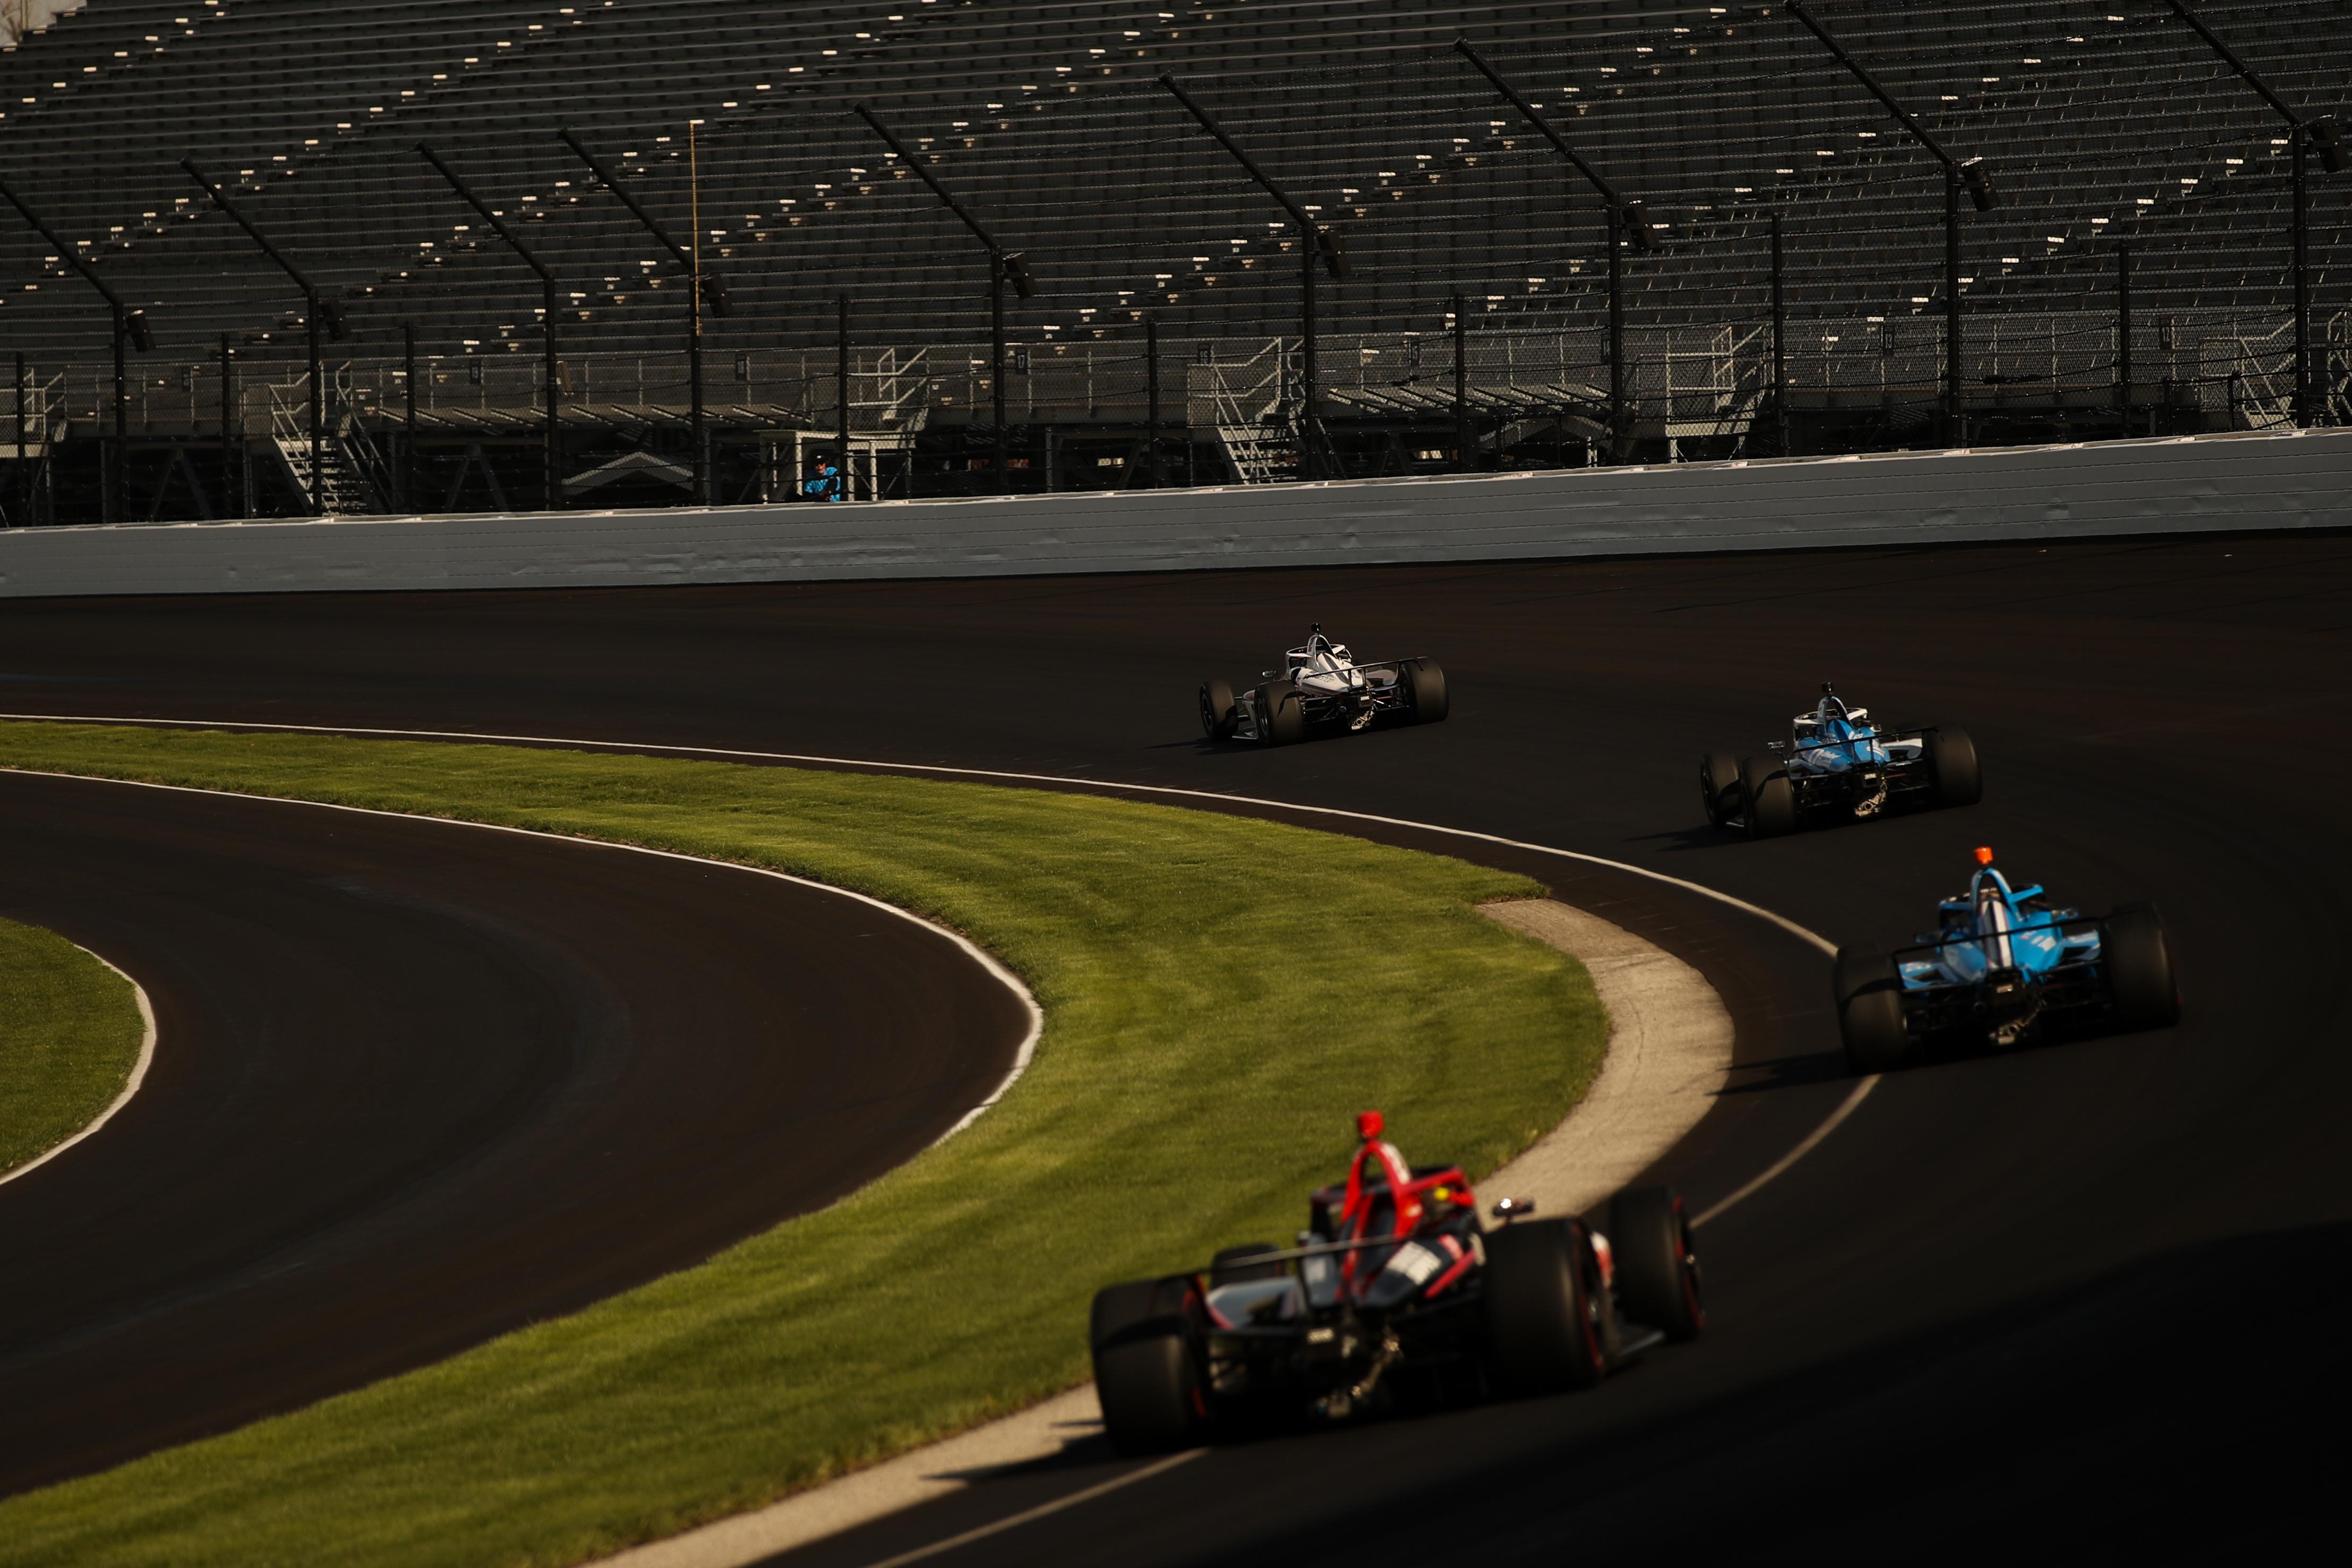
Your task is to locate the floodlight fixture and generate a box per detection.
[2311,117,2350,176]
[2159,0,2348,422]
[1783,1,1993,445]
[1960,158,1999,213]
[1159,73,1355,478]
[182,158,341,513]
[850,101,1036,491]
[0,173,155,521]
[557,127,712,501]
[416,141,565,510]
[1453,36,1660,454]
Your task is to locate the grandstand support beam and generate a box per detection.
[0,175,155,525]
[1772,215,1790,458]
[2117,241,2134,433]
[557,129,716,503]
[1782,4,1994,448]
[1159,75,1349,483]
[838,294,852,502]
[1453,38,1656,461]
[417,145,562,512]
[1144,313,1161,489]
[402,323,420,513]
[13,352,27,525]
[181,160,343,516]
[2157,1,2346,428]
[218,336,239,521]
[850,104,1032,495]
[1453,295,1470,474]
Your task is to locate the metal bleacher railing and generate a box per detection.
[0,0,2344,524]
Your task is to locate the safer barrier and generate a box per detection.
[2,427,2345,599]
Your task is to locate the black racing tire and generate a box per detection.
[1835,945,1915,1074]
[1258,681,1306,746]
[1607,1186,1705,1342]
[1482,1218,1610,1394]
[1925,726,1983,807]
[2103,901,2182,1031]
[1404,657,1450,725]
[1209,1242,1286,1284]
[1198,677,1237,740]
[1090,1278,1207,1454]
[1698,752,1742,828]
[1739,754,1796,837]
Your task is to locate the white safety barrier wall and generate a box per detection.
[2,427,2346,599]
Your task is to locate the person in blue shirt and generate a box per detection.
[802,453,843,501]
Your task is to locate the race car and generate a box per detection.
[1832,846,2182,1074]
[1087,1110,1703,1453]
[1199,625,1448,745]
[1700,683,1980,836]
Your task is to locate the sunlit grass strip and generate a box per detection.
[0,722,1604,1568]
[0,916,147,1179]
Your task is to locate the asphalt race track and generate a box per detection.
[0,773,1030,1497]
[2,530,2347,1555]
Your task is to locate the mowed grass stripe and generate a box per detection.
[0,722,1604,1568]
[0,917,147,1178]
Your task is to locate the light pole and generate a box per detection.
[850,104,1033,495]
[182,160,347,515]
[1785,2,1998,448]
[1453,38,1660,461]
[2159,0,2348,427]
[417,143,563,511]
[0,175,157,524]
[558,127,728,504]
[1160,75,1351,482]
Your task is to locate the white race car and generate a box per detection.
[1200,626,1448,746]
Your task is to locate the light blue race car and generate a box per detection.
[1831,846,2181,1074]
[1701,684,1980,837]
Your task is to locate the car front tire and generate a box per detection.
[1199,678,1237,739]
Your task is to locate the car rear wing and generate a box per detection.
[1889,913,2106,965]
[1771,725,1928,755]
[1259,655,1430,680]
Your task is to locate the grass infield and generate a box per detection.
[0,721,1605,1568]
[0,915,146,1179]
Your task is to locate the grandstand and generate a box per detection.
[0,0,2345,521]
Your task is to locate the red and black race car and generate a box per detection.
[1088,1112,1704,1452]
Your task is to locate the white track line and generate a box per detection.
[0,767,1044,1158]
[0,713,1863,1222]
[0,942,157,1188]
[854,1452,1203,1568]
[1692,1075,1878,1228]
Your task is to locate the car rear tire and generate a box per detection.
[1740,755,1796,836]
[1404,658,1449,724]
[1091,1278,1207,1454]
[1198,678,1237,740]
[1699,752,1741,827]
[2103,901,2182,1030]
[1925,727,1983,807]
[1483,1218,1610,1394]
[1257,681,1306,746]
[1835,945,1914,1074]
[1607,1186,1705,1342]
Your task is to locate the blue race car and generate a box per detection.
[1701,683,1979,836]
[1832,846,2181,1073]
